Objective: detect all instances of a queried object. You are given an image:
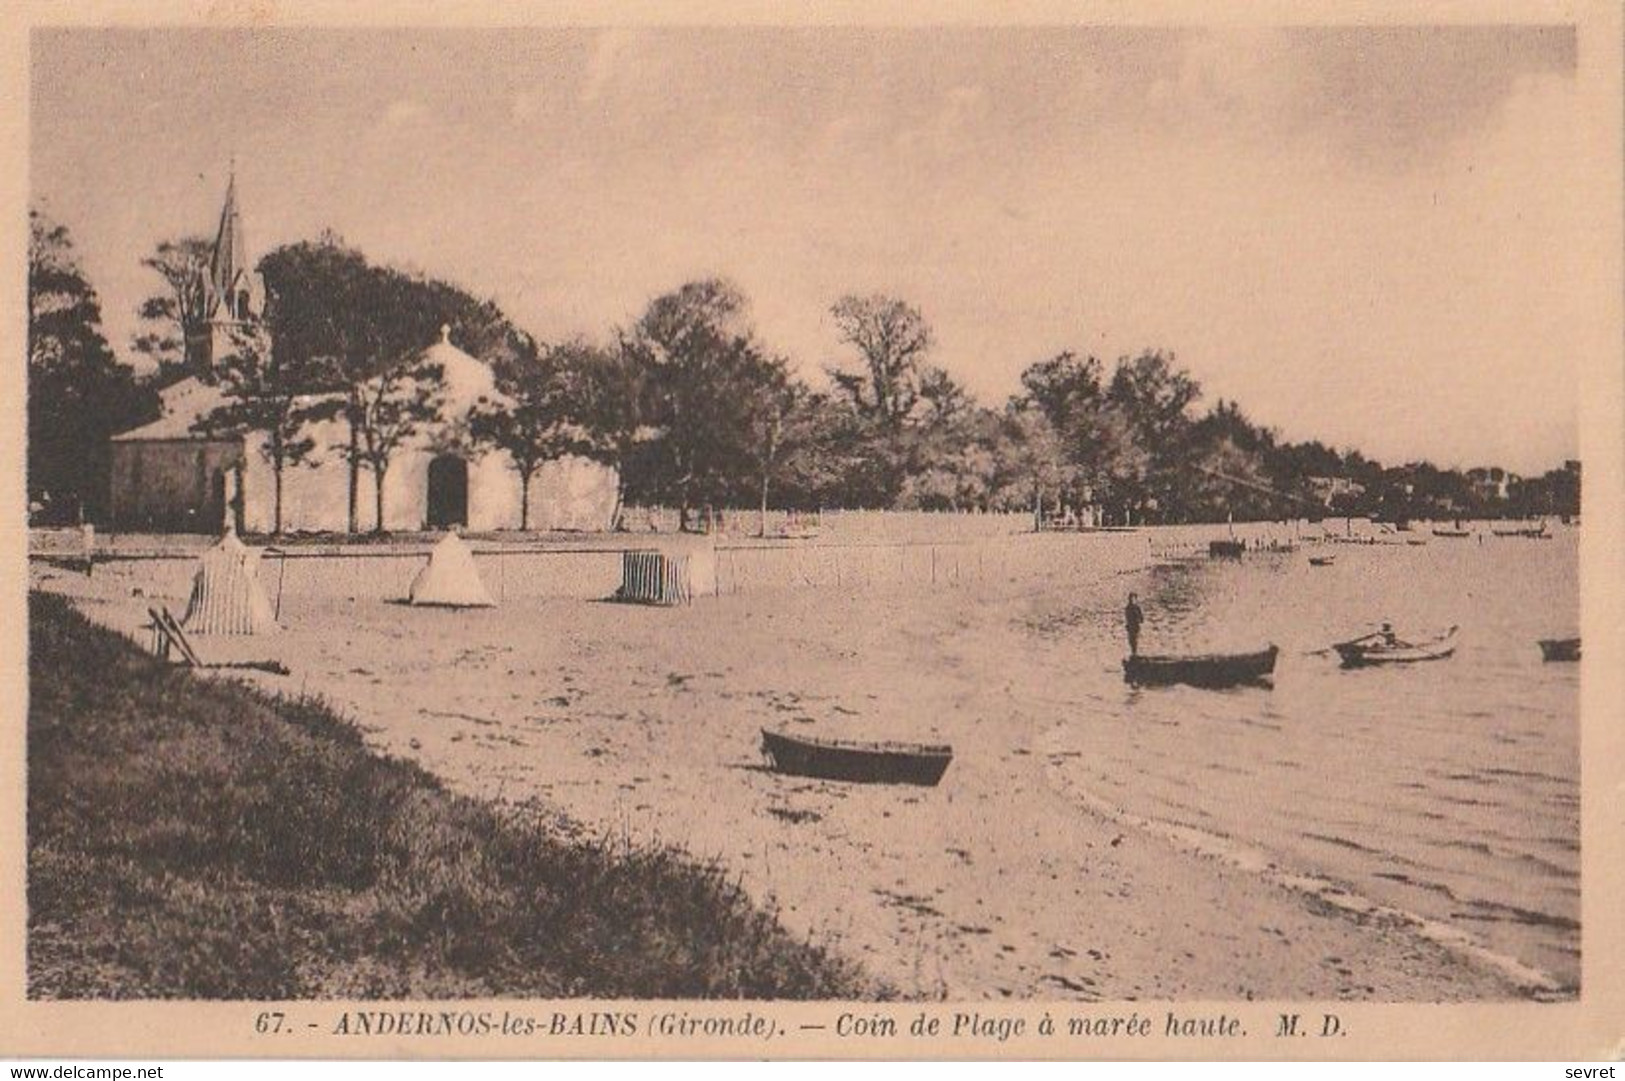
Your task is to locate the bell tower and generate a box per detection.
[184,166,259,374]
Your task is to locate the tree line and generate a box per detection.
[27,210,1581,531]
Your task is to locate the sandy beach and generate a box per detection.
[34,538,1554,1004]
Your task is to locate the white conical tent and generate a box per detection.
[408,532,495,607]
[182,529,278,634]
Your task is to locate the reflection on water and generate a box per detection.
[1026,532,1580,994]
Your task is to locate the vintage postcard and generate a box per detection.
[3,0,1622,1061]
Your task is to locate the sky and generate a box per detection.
[30,25,1582,473]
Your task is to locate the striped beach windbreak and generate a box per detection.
[617,550,695,605]
[181,531,278,635]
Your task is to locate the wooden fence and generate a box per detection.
[34,519,1334,605]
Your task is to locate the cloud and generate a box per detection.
[511,89,541,124]
[1142,26,1578,170]
[580,29,630,104]
[1145,28,1290,136]
[381,98,431,130]
[933,83,989,150]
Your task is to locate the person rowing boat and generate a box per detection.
[1342,622,1410,650]
[1332,624,1459,667]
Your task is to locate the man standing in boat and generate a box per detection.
[1125,593,1144,656]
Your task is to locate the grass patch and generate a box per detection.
[27,591,876,1000]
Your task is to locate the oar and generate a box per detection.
[1303,624,1383,657]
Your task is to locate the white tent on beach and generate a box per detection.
[181,528,279,634]
[408,531,495,608]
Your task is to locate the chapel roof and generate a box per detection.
[111,327,495,442]
[110,377,233,442]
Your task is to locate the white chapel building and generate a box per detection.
[109,174,618,534]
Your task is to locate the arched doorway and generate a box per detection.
[427,455,469,529]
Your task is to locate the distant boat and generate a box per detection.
[1406,537,1428,546]
[1123,645,1278,689]
[1309,554,1336,566]
[1432,527,1472,538]
[1538,637,1581,662]
[1333,626,1459,668]
[1492,521,1550,539]
[760,728,953,786]
[1208,539,1245,560]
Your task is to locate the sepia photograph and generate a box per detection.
[7,3,1623,1062]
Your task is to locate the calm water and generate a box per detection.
[1026,530,1579,995]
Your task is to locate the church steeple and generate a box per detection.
[185,166,259,374]
[208,167,250,320]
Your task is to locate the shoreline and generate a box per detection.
[26,592,874,1000]
[30,537,1565,1002]
[1033,723,1568,1000]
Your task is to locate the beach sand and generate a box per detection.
[34,559,1526,1001]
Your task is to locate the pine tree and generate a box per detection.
[28,209,159,522]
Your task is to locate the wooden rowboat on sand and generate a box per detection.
[1333,626,1458,668]
[1538,637,1581,662]
[760,728,953,786]
[1123,645,1279,689]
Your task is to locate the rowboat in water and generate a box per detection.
[1333,626,1458,668]
[1123,645,1278,689]
[1432,527,1472,538]
[1538,637,1581,662]
[760,728,953,786]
